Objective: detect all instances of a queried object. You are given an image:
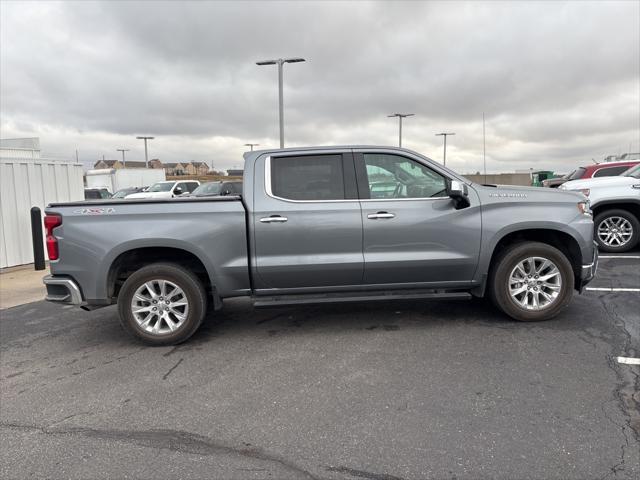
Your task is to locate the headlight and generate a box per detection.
[577,201,591,215]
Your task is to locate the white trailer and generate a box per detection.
[85,168,165,193]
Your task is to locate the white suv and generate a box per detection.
[126,180,200,199]
[560,164,640,252]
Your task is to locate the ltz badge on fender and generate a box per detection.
[488,193,528,198]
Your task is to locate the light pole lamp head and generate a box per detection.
[256,60,278,65]
[136,136,155,140]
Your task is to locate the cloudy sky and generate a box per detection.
[1,0,638,173]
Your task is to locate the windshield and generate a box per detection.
[623,164,640,178]
[192,182,221,195]
[148,182,175,192]
[112,189,133,198]
[567,167,586,180]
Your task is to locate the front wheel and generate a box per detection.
[489,242,574,321]
[117,263,207,345]
[594,209,639,253]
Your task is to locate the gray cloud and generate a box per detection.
[1,0,638,173]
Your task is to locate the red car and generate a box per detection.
[543,160,640,188]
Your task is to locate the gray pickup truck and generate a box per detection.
[44,146,598,345]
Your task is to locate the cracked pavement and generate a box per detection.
[1,255,638,479]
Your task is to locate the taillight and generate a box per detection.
[44,214,62,260]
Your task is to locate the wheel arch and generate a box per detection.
[591,200,640,222]
[104,244,220,307]
[474,228,583,296]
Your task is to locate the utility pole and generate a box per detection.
[244,143,260,151]
[387,113,415,148]
[435,132,455,167]
[256,57,306,148]
[136,136,154,168]
[116,149,129,167]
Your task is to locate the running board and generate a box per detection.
[253,290,472,308]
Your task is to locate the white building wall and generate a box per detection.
[0,157,84,268]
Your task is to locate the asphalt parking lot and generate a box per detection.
[1,253,638,480]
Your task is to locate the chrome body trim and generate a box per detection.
[43,275,83,305]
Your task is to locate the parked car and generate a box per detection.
[125,180,200,199]
[189,181,242,197]
[112,187,146,199]
[560,163,640,252]
[84,188,111,200]
[44,146,596,345]
[542,160,640,188]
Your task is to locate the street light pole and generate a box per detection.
[244,143,260,151]
[136,136,154,168]
[388,113,415,148]
[116,148,129,167]
[256,57,306,148]
[435,132,455,166]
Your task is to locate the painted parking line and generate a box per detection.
[585,287,640,292]
[617,357,640,365]
[598,255,640,259]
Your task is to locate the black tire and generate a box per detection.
[117,263,207,345]
[488,242,574,322]
[593,209,640,253]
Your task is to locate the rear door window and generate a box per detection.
[270,154,347,200]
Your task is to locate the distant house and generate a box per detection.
[182,161,209,175]
[93,159,149,169]
[227,169,243,177]
[163,162,187,175]
[191,161,210,175]
[94,159,120,169]
[92,158,212,175]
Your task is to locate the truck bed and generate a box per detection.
[45,196,250,304]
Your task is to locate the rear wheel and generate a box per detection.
[489,242,574,321]
[117,263,206,345]
[594,209,639,253]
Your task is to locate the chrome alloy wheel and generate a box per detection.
[508,257,562,310]
[130,280,189,335]
[597,216,633,248]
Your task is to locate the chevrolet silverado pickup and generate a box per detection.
[43,146,598,345]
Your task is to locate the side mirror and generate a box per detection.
[446,179,470,209]
[173,187,183,196]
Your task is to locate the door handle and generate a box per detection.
[367,212,395,219]
[260,215,288,223]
